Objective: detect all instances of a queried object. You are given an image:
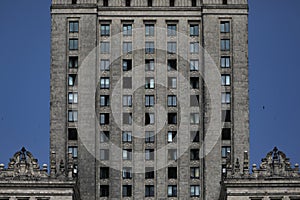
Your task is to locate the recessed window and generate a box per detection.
[72,0,77,4]
[145,59,155,71]
[145,41,155,54]
[68,110,78,122]
[123,149,132,160]
[122,185,132,197]
[190,77,199,89]
[68,92,78,104]
[145,77,155,89]
[145,167,154,179]
[167,42,177,54]
[69,39,78,50]
[69,21,79,33]
[190,24,199,36]
[123,24,132,36]
[123,113,132,125]
[68,74,77,86]
[191,167,200,178]
[69,56,78,68]
[100,167,109,179]
[221,39,230,51]
[222,128,231,140]
[125,0,131,7]
[168,59,177,71]
[100,42,110,53]
[145,95,155,107]
[68,128,78,140]
[222,164,227,174]
[220,21,230,33]
[190,185,200,197]
[103,0,108,7]
[145,24,154,36]
[145,149,154,160]
[167,95,177,107]
[190,95,199,106]
[100,59,110,71]
[123,42,132,54]
[122,167,132,179]
[145,113,155,125]
[168,113,177,124]
[100,95,110,107]
[223,0,227,5]
[100,24,110,36]
[100,185,109,197]
[221,92,231,104]
[100,113,109,125]
[100,131,110,142]
[122,131,132,142]
[190,149,199,160]
[221,56,230,68]
[168,185,177,197]
[190,113,200,124]
[168,149,177,160]
[222,110,231,122]
[190,59,199,71]
[145,131,155,143]
[191,0,197,7]
[190,42,199,53]
[222,146,231,158]
[100,77,110,89]
[123,59,132,71]
[100,149,109,160]
[145,185,154,197]
[168,77,177,89]
[168,167,177,179]
[169,0,175,7]
[123,77,132,89]
[221,74,231,86]
[167,24,177,36]
[168,131,177,143]
[68,146,78,158]
[123,95,132,107]
[190,131,199,142]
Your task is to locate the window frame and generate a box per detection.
[100,24,110,36]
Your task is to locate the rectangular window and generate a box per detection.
[191,0,197,7]
[145,149,154,160]
[167,42,177,54]
[145,95,155,107]
[100,77,110,89]
[221,74,231,86]
[100,113,109,125]
[222,128,231,140]
[222,146,231,158]
[145,77,155,89]
[123,149,132,160]
[103,0,108,6]
[68,74,77,86]
[222,110,231,122]
[100,131,110,142]
[100,95,110,107]
[68,110,78,122]
[167,24,177,36]
[122,185,132,197]
[100,167,109,179]
[168,131,177,143]
[100,59,110,71]
[167,95,177,107]
[69,21,79,33]
[190,149,199,160]
[190,59,199,71]
[145,24,154,36]
[123,24,132,36]
[68,146,78,158]
[221,39,230,51]
[147,0,153,7]
[145,131,155,143]
[145,59,155,71]
[145,167,154,179]
[100,185,109,197]
[123,95,132,107]
[123,42,132,54]
[145,185,154,197]
[123,77,132,89]
[168,77,177,89]
[145,41,155,54]
[169,0,175,7]
[122,167,132,179]
[100,24,110,36]
[190,77,199,89]
[221,56,230,68]
[100,42,110,53]
[190,113,200,124]
[168,149,177,160]
[69,56,78,68]
[190,185,200,197]
[190,95,199,106]
[68,128,78,140]
[221,92,231,104]
[123,59,132,71]
[190,167,200,178]
[125,0,131,7]
[123,113,132,125]
[190,24,199,36]
[68,92,78,104]
[220,21,230,33]
[168,167,177,179]
[122,131,132,142]
[168,113,177,124]
[190,131,199,142]
[69,39,78,50]
[168,185,177,197]
[100,149,109,160]
[168,59,177,71]
[145,113,155,125]
[190,42,199,53]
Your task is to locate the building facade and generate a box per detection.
[50,0,249,199]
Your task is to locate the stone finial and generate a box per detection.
[42,164,48,172]
[243,151,250,176]
[67,152,73,178]
[0,164,4,171]
[50,151,56,178]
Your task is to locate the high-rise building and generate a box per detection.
[50,0,249,199]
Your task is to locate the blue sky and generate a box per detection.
[0,0,299,168]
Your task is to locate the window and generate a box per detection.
[100,59,110,71]
[100,131,110,142]
[69,39,78,50]
[123,59,132,71]
[123,149,132,160]
[145,131,155,143]
[191,0,197,7]
[72,0,77,4]
[222,164,227,174]
[123,77,132,89]
[222,128,231,140]
[222,146,231,158]
[167,24,176,36]
[123,113,132,125]
[145,167,154,179]
[145,185,154,197]
[168,185,177,197]
[68,92,78,104]
[221,39,230,51]
[68,74,77,86]
[122,185,132,197]
[100,77,110,89]
[145,59,155,71]
[69,56,78,68]
[100,149,109,160]
[145,149,154,160]
[125,0,131,7]
[167,42,177,54]
[190,149,199,160]
[123,95,132,107]
[145,113,155,125]
[190,42,199,53]
[190,77,199,89]
[168,113,177,124]
[68,146,78,158]
[68,128,78,140]
[191,167,200,178]
[190,59,199,71]
[169,0,175,7]
[100,167,109,179]
[100,95,110,107]
[190,95,199,106]
[145,24,154,36]
[223,0,227,4]
[103,0,108,6]
[122,167,132,179]
[168,167,177,179]
[145,95,155,107]
[100,24,110,36]
[191,131,199,142]
[168,59,177,71]
[221,56,230,68]
[220,21,230,33]
[100,185,109,197]
[168,77,177,89]
[221,92,231,104]
[123,42,132,54]
[190,24,199,36]
[221,74,231,86]
[168,131,177,143]
[167,95,177,107]
[68,110,78,122]
[222,110,231,122]
[100,42,110,53]
[190,113,200,124]
[122,131,132,142]
[168,149,177,160]
[100,113,109,125]
[145,77,155,89]
[123,24,132,36]
[190,185,200,197]
[145,41,155,54]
